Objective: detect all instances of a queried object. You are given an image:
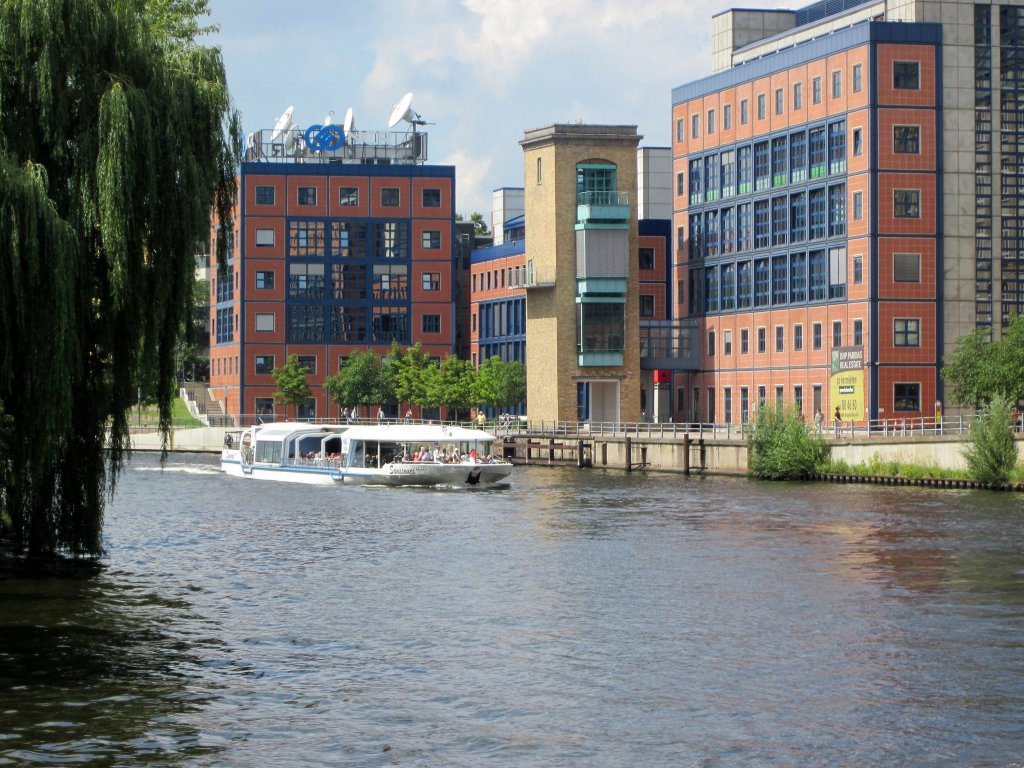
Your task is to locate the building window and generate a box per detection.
[255,228,275,247]
[422,188,442,208]
[812,322,822,350]
[757,385,767,406]
[893,252,921,282]
[254,355,274,374]
[255,397,274,417]
[724,103,732,129]
[707,109,715,135]
[757,326,766,353]
[853,63,863,93]
[537,157,542,184]
[422,230,441,249]
[724,387,732,424]
[639,247,656,270]
[831,69,842,99]
[255,312,275,332]
[775,87,784,115]
[893,61,920,89]
[741,328,749,354]
[794,385,803,415]
[740,99,749,125]
[422,272,440,291]
[894,125,920,154]
[381,187,400,207]
[775,385,784,405]
[422,314,441,333]
[829,184,847,237]
[894,383,920,411]
[894,318,920,347]
[853,190,863,221]
[894,189,921,218]
[255,270,274,289]
[812,76,822,104]
[853,319,863,347]
[793,81,803,110]
[640,294,655,317]
[692,113,700,139]
[775,325,784,352]
[794,323,803,351]
[676,118,685,142]
[255,185,274,205]
[296,355,316,374]
[676,171,686,197]
[724,329,733,355]
[297,186,317,206]
[757,93,766,120]
[853,255,863,284]
[853,127,862,156]
[708,329,716,356]
[338,186,359,206]
[832,320,843,348]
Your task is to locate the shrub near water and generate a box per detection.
[747,404,830,480]
[964,396,1019,485]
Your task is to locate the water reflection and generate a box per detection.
[1,455,1022,766]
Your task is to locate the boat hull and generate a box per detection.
[220,456,343,486]
[341,461,513,487]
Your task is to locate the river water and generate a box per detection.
[2,452,1023,767]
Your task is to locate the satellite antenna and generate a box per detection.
[388,92,424,128]
[343,106,356,135]
[323,110,334,126]
[271,105,294,141]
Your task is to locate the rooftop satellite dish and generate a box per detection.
[271,105,294,141]
[343,106,356,134]
[388,92,420,128]
[323,110,334,126]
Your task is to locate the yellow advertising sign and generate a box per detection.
[830,346,865,422]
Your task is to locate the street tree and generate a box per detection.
[476,357,526,411]
[430,356,478,420]
[942,316,1024,407]
[324,350,391,414]
[271,355,312,420]
[385,342,431,408]
[0,0,239,556]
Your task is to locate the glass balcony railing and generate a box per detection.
[577,191,630,225]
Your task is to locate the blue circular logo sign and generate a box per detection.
[304,124,345,151]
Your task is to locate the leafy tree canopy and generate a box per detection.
[0,0,239,556]
[963,395,1019,485]
[455,212,490,236]
[271,355,312,418]
[324,350,390,411]
[942,316,1024,407]
[477,357,526,410]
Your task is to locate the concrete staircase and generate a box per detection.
[181,382,235,427]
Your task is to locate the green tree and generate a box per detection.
[429,356,478,420]
[748,404,829,480]
[324,350,390,414]
[456,212,490,236]
[0,0,239,556]
[963,395,1019,485]
[385,341,431,408]
[271,355,312,420]
[943,316,1024,407]
[476,357,526,411]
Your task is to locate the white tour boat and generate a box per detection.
[220,422,512,487]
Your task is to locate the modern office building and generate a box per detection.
[669,0,1023,425]
[208,120,457,420]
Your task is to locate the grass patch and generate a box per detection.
[132,397,204,428]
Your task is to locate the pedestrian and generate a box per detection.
[833,406,842,438]
[934,400,943,434]
[377,406,385,422]
[341,406,349,423]
[405,407,413,423]
[476,410,486,428]
[814,409,823,434]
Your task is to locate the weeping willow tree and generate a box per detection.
[0,0,240,556]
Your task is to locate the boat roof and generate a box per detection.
[251,422,348,440]
[342,424,497,442]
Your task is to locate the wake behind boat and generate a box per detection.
[220,421,512,487]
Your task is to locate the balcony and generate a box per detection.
[523,260,556,289]
[577,190,630,226]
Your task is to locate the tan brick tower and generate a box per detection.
[520,124,642,424]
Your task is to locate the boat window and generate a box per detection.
[254,440,283,464]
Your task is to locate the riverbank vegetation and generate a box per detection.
[0,0,239,557]
[747,404,829,480]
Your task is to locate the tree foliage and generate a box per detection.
[963,395,1019,485]
[477,357,526,410]
[455,212,490,236]
[271,355,312,419]
[748,404,829,480]
[942,316,1024,407]
[324,350,390,412]
[0,0,240,556]
[430,357,478,420]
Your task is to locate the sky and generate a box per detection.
[207,0,795,219]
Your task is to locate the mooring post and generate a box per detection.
[625,435,632,472]
[682,433,690,475]
[577,439,584,468]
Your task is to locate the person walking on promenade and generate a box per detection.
[833,406,842,438]
[814,409,823,434]
[377,406,385,423]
